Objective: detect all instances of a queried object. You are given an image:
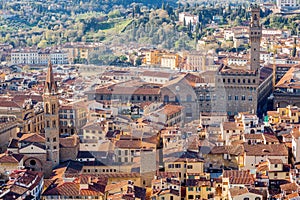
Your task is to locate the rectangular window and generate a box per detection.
[242,95,245,101]
[199,95,204,101]
[175,164,181,168]
[235,95,238,101]
[188,187,193,191]
[168,164,174,168]
[228,95,232,100]
[187,165,193,169]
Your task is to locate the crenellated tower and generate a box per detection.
[249,4,262,72]
[43,61,60,168]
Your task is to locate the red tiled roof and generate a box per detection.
[0,153,23,163]
[244,144,288,156]
[229,187,248,197]
[0,101,21,108]
[60,135,79,148]
[19,133,45,143]
[223,170,254,185]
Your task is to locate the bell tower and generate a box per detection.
[249,4,262,71]
[43,61,60,168]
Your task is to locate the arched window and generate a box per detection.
[164,95,169,102]
[175,95,180,103]
[254,14,257,20]
[244,198,250,200]
[255,198,261,200]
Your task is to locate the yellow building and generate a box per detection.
[145,50,164,65]
[164,155,204,182]
[22,100,44,133]
[161,53,179,70]
[267,105,300,124]
[256,158,291,181]
[186,179,214,200]
[151,189,180,200]
[63,42,106,64]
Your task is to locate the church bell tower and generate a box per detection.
[43,61,60,168]
[249,4,262,72]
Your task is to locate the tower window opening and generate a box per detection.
[46,104,50,114]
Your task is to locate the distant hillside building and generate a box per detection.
[277,0,300,10]
[10,48,68,65]
[179,12,198,26]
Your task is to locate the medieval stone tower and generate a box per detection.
[249,4,262,71]
[214,4,271,116]
[43,61,60,169]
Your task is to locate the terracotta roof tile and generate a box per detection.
[244,134,264,140]
[59,135,79,148]
[0,153,23,163]
[19,133,45,143]
[244,144,288,156]
[223,170,254,185]
[280,182,299,193]
[268,158,283,164]
[0,101,21,108]
[115,140,142,149]
[229,187,248,197]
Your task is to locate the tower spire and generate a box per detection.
[44,61,57,95]
[249,3,262,72]
[43,60,60,176]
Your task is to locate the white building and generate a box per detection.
[186,52,205,71]
[277,0,300,9]
[140,71,174,84]
[10,48,69,65]
[11,50,39,65]
[161,54,179,70]
[50,50,69,64]
[227,56,249,67]
[179,12,198,25]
